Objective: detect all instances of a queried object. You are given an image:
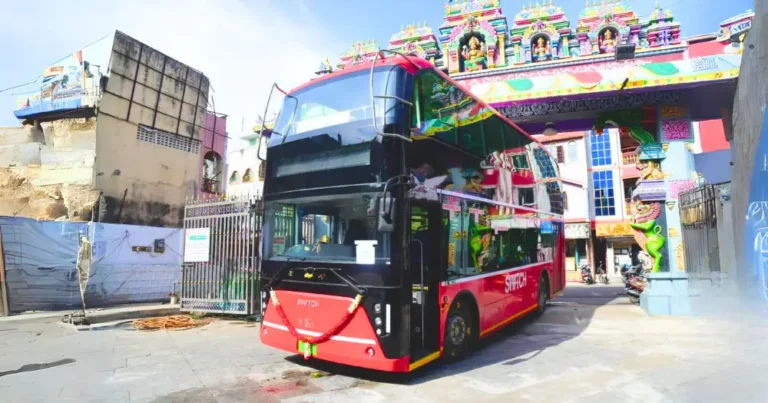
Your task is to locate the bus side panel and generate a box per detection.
[438,262,551,344]
[492,262,550,337]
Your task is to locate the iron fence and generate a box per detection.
[679,183,728,280]
[181,194,263,315]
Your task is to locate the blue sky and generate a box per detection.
[0,0,754,135]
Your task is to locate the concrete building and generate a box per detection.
[536,132,591,280]
[225,131,267,197]
[1,31,219,227]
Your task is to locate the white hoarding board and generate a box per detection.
[184,228,211,262]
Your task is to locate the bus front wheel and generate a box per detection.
[443,300,474,362]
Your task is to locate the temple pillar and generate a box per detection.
[639,105,696,315]
[449,50,459,74]
[562,37,571,58]
[498,34,506,67]
[658,105,697,273]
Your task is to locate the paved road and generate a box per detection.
[2,284,768,402]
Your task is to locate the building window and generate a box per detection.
[593,171,616,216]
[567,141,578,163]
[556,145,564,164]
[230,171,240,184]
[546,145,564,164]
[563,191,569,211]
[202,151,223,194]
[243,169,254,183]
[590,132,612,166]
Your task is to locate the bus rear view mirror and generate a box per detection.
[378,196,396,233]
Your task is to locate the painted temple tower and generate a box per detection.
[389,22,442,64]
[438,0,510,73]
[509,1,572,64]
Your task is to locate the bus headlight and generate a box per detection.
[374,317,382,326]
[374,303,381,313]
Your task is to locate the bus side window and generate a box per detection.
[465,202,496,273]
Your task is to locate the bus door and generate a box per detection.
[408,202,441,359]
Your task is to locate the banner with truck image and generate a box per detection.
[14,51,86,119]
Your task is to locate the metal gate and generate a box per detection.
[679,183,727,279]
[181,194,263,315]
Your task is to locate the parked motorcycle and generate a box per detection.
[624,255,648,304]
[620,263,644,283]
[626,275,646,305]
[580,264,594,285]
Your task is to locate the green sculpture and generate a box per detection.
[593,109,656,145]
[630,216,666,273]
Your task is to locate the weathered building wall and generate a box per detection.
[95,31,210,227]
[0,119,99,221]
[0,216,182,313]
[731,2,767,294]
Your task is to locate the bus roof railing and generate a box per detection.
[257,83,298,161]
[370,50,423,143]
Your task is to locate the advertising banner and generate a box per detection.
[14,51,86,119]
[565,223,590,239]
[184,228,211,263]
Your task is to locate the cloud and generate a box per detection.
[0,0,344,144]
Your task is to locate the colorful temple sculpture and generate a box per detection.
[439,0,510,73]
[716,9,755,54]
[389,22,442,63]
[319,1,754,315]
[509,1,571,63]
[336,40,381,70]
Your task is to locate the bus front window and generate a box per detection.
[262,193,391,264]
[269,67,411,147]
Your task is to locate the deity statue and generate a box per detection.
[600,29,617,53]
[462,36,487,72]
[636,160,664,183]
[534,37,550,61]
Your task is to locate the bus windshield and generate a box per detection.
[269,67,411,147]
[262,192,391,264]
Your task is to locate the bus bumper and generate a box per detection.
[259,291,412,373]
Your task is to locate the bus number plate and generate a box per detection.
[297,340,318,356]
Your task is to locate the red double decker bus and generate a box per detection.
[258,52,565,373]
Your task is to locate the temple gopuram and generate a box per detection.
[315,0,754,316]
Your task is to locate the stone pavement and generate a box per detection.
[2,284,768,402]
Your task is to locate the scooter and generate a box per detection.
[580,264,594,285]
